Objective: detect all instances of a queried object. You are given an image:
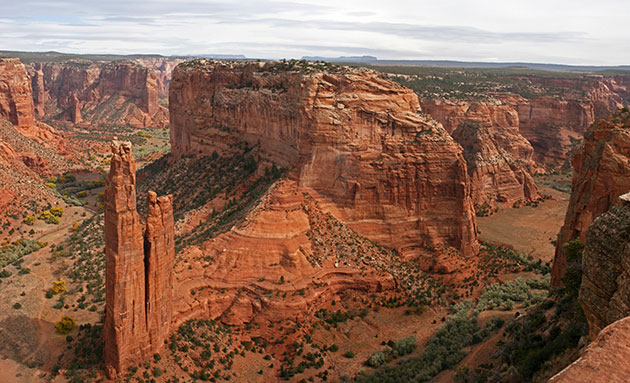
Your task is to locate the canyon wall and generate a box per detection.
[420,75,629,167]
[171,179,398,327]
[421,99,540,207]
[502,94,602,165]
[169,60,478,257]
[549,315,630,383]
[0,57,71,203]
[506,75,627,165]
[551,110,630,286]
[551,192,630,381]
[135,57,185,96]
[29,60,168,128]
[578,193,630,340]
[104,141,175,378]
[0,58,36,127]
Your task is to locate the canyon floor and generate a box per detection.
[0,171,567,383]
[478,174,572,264]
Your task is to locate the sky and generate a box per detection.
[1,0,629,65]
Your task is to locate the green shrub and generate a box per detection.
[366,351,388,368]
[394,336,417,356]
[55,316,75,334]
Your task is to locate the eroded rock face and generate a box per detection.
[0,58,36,127]
[104,141,148,377]
[135,57,185,96]
[169,60,479,257]
[578,194,630,340]
[549,316,630,383]
[104,141,175,378]
[29,60,168,128]
[551,111,630,287]
[422,99,540,207]
[144,191,175,350]
[504,76,627,165]
[0,58,69,178]
[420,75,629,167]
[504,94,600,164]
[172,180,398,327]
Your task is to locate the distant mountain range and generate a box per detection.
[2,50,629,72]
[301,56,630,72]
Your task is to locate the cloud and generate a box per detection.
[0,0,628,64]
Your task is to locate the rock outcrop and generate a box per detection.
[419,75,630,167]
[549,316,630,383]
[0,58,36,127]
[135,57,185,96]
[169,60,479,257]
[578,193,630,340]
[0,58,70,178]
[551,110,630,286]
[144,191,175,349]
[0,120,67,217]
[172,180,398,327]
[501,94,602,165]
[502,76,627,165]
[29,60,168,129]
[422,99,540,207]
[104,141,175,378]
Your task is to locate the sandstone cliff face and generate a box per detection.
[172,180,398,327]
[421,99,540,207]
[104,141,175,378]
[551,110,630,287]
[30,60,168,128]
[549,315,630,383]
[502,94,600,164]
[505,76,627,165]
[135,57,185,96]
[169,60,479,257]
[419,74,629,167]
[0,58,69,176]
[0,58,36,127]
[578,193,630,340]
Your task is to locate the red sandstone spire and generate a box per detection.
[144,191,175,350]
[104,140,147,378]
[104,140,175,378]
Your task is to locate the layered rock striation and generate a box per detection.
[104,141,175,378]
[551,110,630,286]
[420,75,630,167]
[29,60,168,128]
[0,58,61,145]
[172,180,398,327]
[135,57,185,97]
[422,99,540,207]
[0,58,71,215]
[169,60,479,257]
[549,315,630,383]
[578,193,630,340]
[0,58,36,127]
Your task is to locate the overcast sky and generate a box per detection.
[1,0,629,65]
